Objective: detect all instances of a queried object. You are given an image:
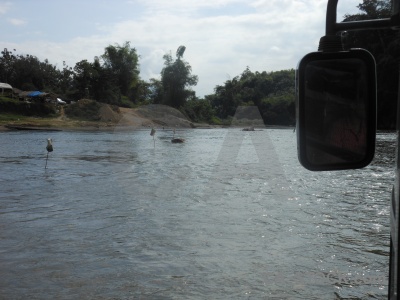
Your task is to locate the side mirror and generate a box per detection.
[296,49,377,171]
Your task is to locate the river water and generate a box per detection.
[0,128,395,299]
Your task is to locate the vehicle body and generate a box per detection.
[296,0,400,298]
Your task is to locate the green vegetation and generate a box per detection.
[206,68,295,125]
[159,46,198,108]
[0,0,397,128]
[0,112,25,122]
[0,96,56,117]
[181,98,215,123]
[64,100,102,121]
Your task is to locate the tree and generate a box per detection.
[91,56,119,104]
[160,46,198,108]
[73,59,98,99]
[0,48,16,84]
[101,41,140,98]
[176,45,186,59]
[181,98,214,123]
[58,61,74,96]
[0,49,65,92]
[208,67,295,123]
[132,79,152,104]
[210,77,241,118]
[5,53,58,91]
[148,78,163,104]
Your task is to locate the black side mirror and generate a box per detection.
[296,49,377,171]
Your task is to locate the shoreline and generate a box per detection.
[0,123,296,132]
[0,104,296,132]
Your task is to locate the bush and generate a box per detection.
[259,94,295,126]
[64,99,101,121]
[0,97,57,116]
[119,96,135,108]
[209,115,232,126]
[181,99,214,123]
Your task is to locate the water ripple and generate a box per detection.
[0,129,393,299]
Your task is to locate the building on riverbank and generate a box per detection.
[0,82,13,97]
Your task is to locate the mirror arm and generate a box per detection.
[326,0,399,36]
[326,0,339,35]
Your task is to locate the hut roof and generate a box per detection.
[0,82,12,89]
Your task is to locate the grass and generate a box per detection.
[0,113,25,122]
[0,101,115,129]
[0,113,60,127]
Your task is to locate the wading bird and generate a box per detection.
[45,138,53,169]
[150,128,156,147]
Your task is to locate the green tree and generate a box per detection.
[181,98,214,123]
[208,68,295,124]
[259,93,295,125]
[160,46,198,108]
[0,49,62,92]
[0,42,144,104]
[58,61,74,96]
[0,48,16,84]
[10,54,55,91]
[91,56,119,104]
[132,79,152,105]
[101,41,140,98]
[73,59,97,99]
[148,78,163,104]
[210,77,241,118]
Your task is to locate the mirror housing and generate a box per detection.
[296,49,377,171]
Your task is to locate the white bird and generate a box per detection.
[46,138,53,152]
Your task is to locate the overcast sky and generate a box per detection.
[1,0,362,97]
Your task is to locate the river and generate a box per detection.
[0,128,395,299]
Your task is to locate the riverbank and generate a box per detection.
[0,104,207,132]
[0,103,295,132]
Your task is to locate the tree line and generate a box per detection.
[0,42,295,125]
[0,0,398,128]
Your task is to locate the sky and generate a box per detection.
[1,0,362,97]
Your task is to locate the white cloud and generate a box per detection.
[98,4,327,94]
[0,1,11,14]
[8,18,26,26]
[136,0,245,14]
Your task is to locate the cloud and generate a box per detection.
[99,4,321,95]
[8,18,26,26]
[0,1,12,14]
[135,0,246,15]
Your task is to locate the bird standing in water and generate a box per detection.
[45,138,53,169]
[150,128,156,147]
